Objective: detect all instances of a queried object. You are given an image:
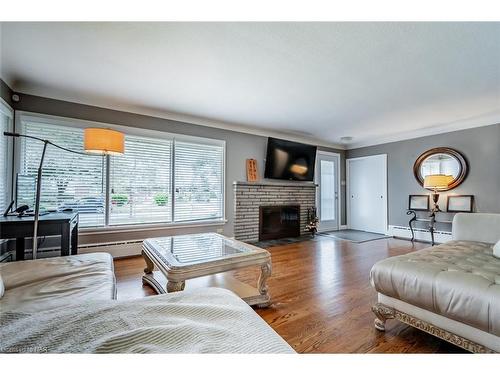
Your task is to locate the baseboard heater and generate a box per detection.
[78,240,143,258]
[388,225,452,244]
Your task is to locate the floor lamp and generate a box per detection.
[3,128,124,260]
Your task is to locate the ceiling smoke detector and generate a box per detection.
[340,136,353,144]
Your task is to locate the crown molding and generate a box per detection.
[10,84,346,150]
[346,113,500,150]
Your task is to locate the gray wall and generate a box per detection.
[7,88,346,245]
[347,124,500,230]
[0,79,13,107]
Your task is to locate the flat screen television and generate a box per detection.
[264,137,317,181]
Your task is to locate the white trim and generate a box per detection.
[0,97,14,118]
[339,224,348,230]
[346,154,388,234]
[346,120,499,149]
[0,98,14,213]
[315,150,341,232]
[80,219,227,236]
[13,93,345,149]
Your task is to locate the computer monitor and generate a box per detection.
[16,174,36,209]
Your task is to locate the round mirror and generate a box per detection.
[413,148,467,191]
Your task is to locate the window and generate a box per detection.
[174,140,224,222]
[319,159,335,221]
[109,135,172,225]
[21,121,106,227]
[18,114,225,228]
[0,100,14,213]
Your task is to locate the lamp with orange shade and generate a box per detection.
[84,128,125,155]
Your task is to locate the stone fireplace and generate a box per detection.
[233,181,316,242]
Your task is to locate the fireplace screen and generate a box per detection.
[259,205,300,241]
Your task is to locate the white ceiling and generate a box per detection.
[1,22,499,149]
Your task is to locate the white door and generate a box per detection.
[347,154,387,234]
[315,151,340,232]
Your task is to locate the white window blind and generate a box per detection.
[174,140,224,222]
[17,114,225,229]
[21,121,106,227]
[0,102,13,213]
[109,135,172,225]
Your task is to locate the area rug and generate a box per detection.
[318,229,390,243]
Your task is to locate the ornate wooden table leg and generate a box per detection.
[256,261,272,307]
[167,280,186,293]
[372,303,396,331]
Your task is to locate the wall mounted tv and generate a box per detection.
[264,137,317,181]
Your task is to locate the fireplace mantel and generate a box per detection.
[233,180,317,188]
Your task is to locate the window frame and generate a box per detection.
[0,98,14,214]
[14,111,226,232]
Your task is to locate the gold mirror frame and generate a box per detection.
[413,147,468,191]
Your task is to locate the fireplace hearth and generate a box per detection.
[259,205,300,241]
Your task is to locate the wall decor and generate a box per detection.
[447,195,474,213]
[246,159,259,182]
[413,147,468,191]
[408,195,430,211]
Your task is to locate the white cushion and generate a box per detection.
[0,253,116,312]
[452,213,500,243]
[494,240,500,259]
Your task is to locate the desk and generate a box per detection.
[0,212,79,260]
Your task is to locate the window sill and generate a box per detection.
[80,219,227,236]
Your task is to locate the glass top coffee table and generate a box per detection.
[141,233,272,307]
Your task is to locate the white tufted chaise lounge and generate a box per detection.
[370,213,500,353]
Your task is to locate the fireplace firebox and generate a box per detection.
[259,205,300,241]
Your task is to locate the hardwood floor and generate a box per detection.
[113,236,465,353]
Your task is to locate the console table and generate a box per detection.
[0,212,79,260]
[406,210,452,246]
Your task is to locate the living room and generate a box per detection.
[1,1,500,372]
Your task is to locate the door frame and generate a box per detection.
[346,154,388,234]
[315,150,341,232]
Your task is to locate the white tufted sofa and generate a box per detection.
[370,213,500,353]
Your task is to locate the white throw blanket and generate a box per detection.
[0,287,294,353]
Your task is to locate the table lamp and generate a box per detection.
[3,128,124,260]
[424,174,453,208]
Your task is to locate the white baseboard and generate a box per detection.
[388,225,452,244]
[340,225,348,230]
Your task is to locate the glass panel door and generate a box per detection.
[315,152,339,232]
